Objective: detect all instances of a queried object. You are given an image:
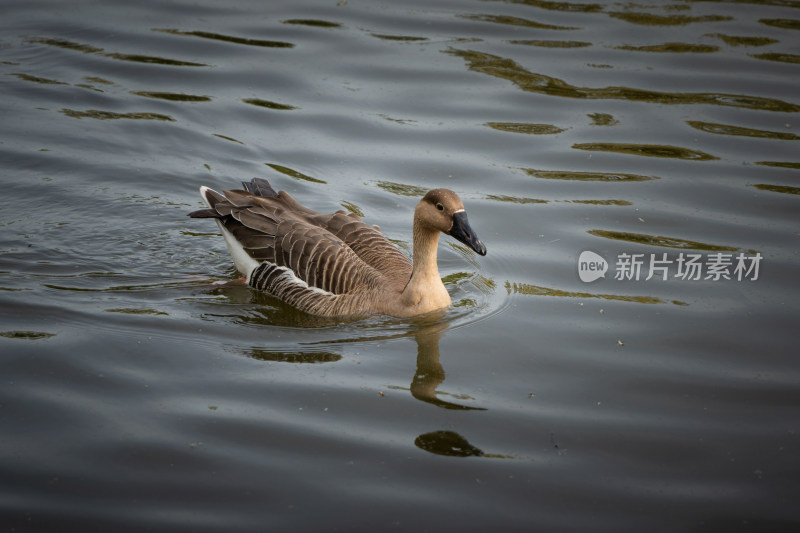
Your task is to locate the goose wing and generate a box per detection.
[191,186,382,297]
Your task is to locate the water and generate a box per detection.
[2,0,799,531]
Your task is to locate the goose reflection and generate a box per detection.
[197,276,486,407]
[409,319,486,411]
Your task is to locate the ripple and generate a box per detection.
[707,34,777,47]
[374,180,428,197]
[523,169,659,181]
[371,34,428,42]
[460,13,579,30]
[570,199,631,205]
[615,42,719,53]
[414,431,485,457]
[104,53,206,66]
[105,308,169,316]
[497,0,604,13]
[485,194,548,204]
[241,98,298,110]
[154,29,294,48]
[759,18,800,30]
[588,230,740,252]
[687,120,800,140]
[588,113,619,126]
[504,281,684,305]
[608,13,732,26]
[0,330,56,340]
[282,19,342,28]
[751,52,800,65]
[486,122,566,134]
[508,40,591,48]
[61,109,176,121]
[11,73,68,85]
[265,163,326,184]
[245,348,342,364]
[30,37,209,67]
[212,134,244,144]
[572,142,718,160]
[30,37,103,53]
[755,161,800,169]
[484,194,631,205]
[751,184,800,195]
[132,91,212,102]
[446,48,800,112]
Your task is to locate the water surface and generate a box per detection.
[1,0,799,531]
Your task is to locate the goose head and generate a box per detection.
[416,189,487,256]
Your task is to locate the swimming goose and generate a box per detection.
[189,178,486,317]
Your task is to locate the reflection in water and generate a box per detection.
[486,194,547,204]
[759,18,800,30]
[374,180,429,197]
[572,142,718,161]
[687,121,800,140]
[0,330,56,340]
[282,19,342,28]
[751,184,800,196]
[709,34,777,47]
[61,109,175,121]
[615,42,719,53]
[131,91,212,102]
[509,40,591,48]
[414,431,484,457]
[265,163,325,183]
[523,169,658,181]
[755,161,800,170]
[446,48,800,112]
[11,73,68,85]
[588,113,619,126]
[247,349,342,364]
[371,34,428,42]
[751,52,800,65]
[588,229,740,251]
[492,0,603,14]
[486,193,630,206]
[31,37,208,66]
[105,308,168,316]
[233,302,487,409]
[486,122,566,135]
[410,323,486,411]
[154,29,294,49]
[608,13,732,26]
[243,99,299,111]
[505,281,686,305]
[212,134,245,144]
[460,13,578,31]
[414,429,512,459]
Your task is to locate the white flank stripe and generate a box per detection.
[272,265,336,297]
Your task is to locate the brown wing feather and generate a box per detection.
[312,211,412,283]
[200,187,380,295]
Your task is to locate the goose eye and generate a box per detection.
[436,203,444,211]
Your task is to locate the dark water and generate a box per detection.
[2,0,799,531]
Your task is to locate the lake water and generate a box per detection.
[1,0,799,531]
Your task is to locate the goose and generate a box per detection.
[188,178,486,317]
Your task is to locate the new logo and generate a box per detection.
[578,251,608,282]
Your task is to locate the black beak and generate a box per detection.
[449,211,486,256]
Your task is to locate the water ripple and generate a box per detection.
[154,28,295,48]
[446,48,800,112]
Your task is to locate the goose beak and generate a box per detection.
[449,211,486,256]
